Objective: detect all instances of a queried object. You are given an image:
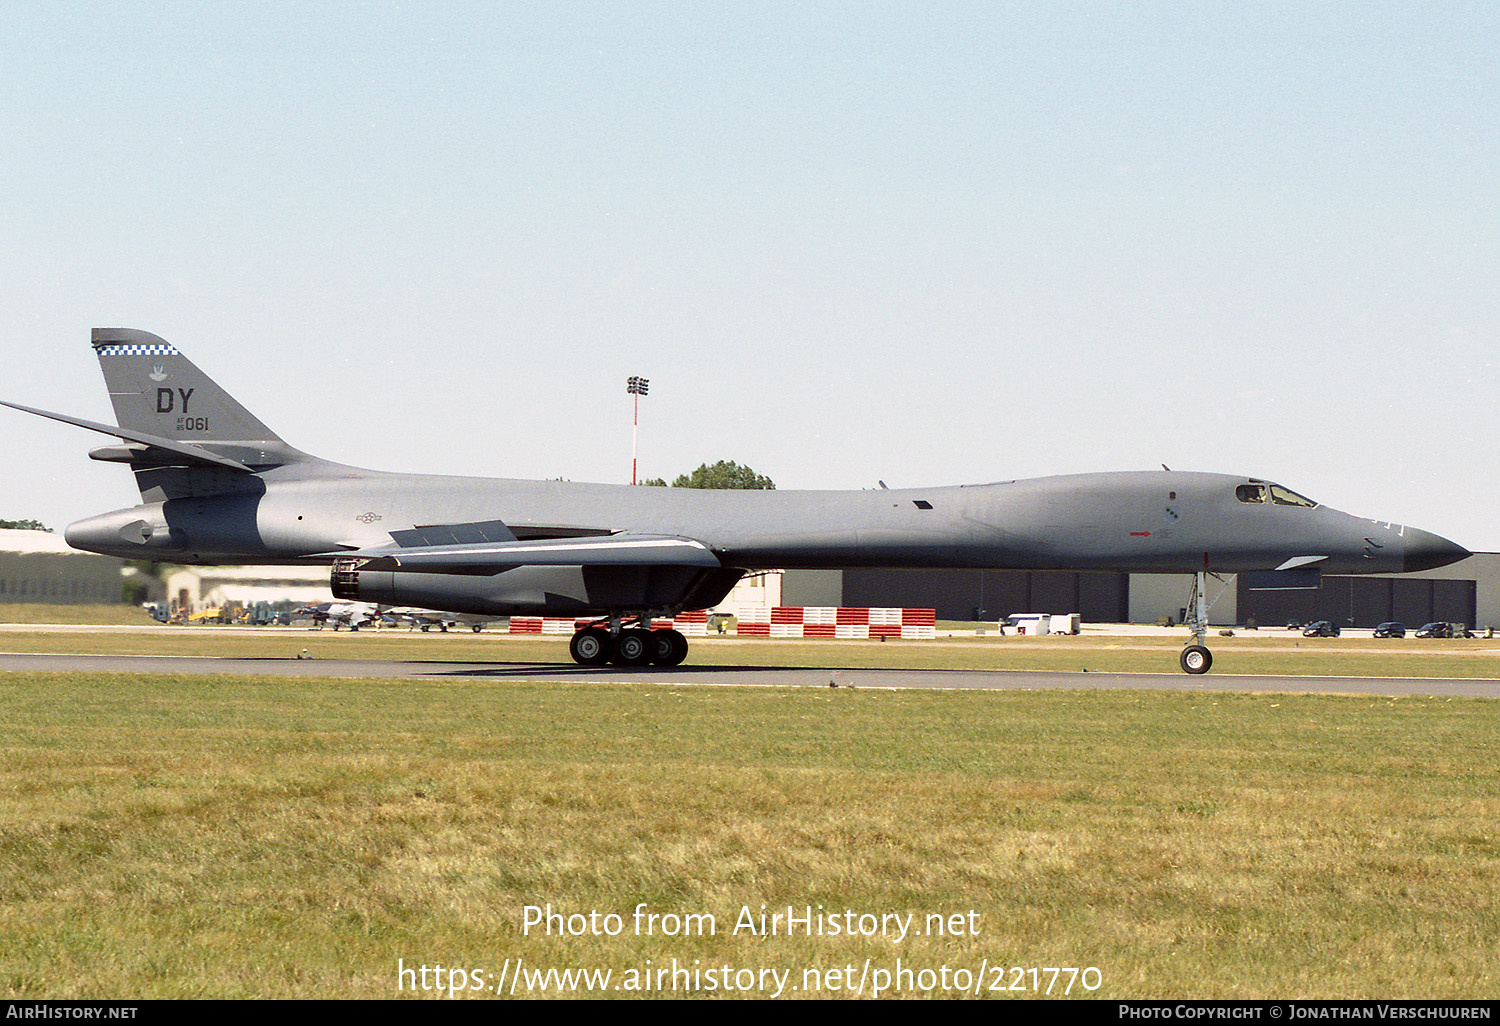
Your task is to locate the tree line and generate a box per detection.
[640,460,774,490]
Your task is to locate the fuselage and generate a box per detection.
[64,463,1463,580]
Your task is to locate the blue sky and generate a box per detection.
[3,2,1495,548]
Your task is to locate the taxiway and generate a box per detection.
[2,651,1497,698]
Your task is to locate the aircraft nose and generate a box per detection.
[1402,528,1470,573]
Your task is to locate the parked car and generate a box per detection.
[1416,622,1453,638]
[1373,622,1406,638]
[1302,621,1340,637]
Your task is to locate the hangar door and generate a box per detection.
[841,569,1129,623]
[1237,576,1476,629]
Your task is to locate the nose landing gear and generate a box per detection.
[1180,570,1225,674]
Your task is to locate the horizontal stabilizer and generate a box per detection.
[327,534,722,574]
[0,399,254,473]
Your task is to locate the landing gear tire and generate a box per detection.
[569,628,610,666]
[648,628,689,667]
[1180,645,1212,675]
[609,628,652,666]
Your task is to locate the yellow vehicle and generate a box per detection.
[187,601,244,625]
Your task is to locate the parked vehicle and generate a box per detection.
[1302,621,1340,637]
[1373,622,1406,638]
[1416,622,1476,639]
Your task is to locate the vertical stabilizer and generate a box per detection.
[90,328,314,501]
[92,328,284,446]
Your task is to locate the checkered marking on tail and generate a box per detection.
[97,344,180,356]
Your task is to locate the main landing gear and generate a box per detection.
[568,617,690,667]
[1180,570,1227,674]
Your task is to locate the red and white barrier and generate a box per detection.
[737,606,936,640]
[736,605,771,637]
[506,606,937,640]
[509,615,697,635]
[509,617,590,634]
[674,609,709,636]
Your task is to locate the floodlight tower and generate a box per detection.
[627,375,649,485]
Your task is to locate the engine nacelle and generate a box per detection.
[332,560,744,618]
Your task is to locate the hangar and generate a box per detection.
[0,527,122,605]
[783,553,1499,632]
[163,565,337,619]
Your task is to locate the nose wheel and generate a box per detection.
[1180,644,1212,674]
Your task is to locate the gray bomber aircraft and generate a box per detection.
[3,328,1471,673]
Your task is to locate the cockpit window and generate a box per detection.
[1269,485,1318,508]
[1236,482,1319,508]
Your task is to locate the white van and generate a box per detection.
[1003,613,1051,636]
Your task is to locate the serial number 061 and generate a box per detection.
[176,417,210,432]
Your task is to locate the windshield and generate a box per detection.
[1269,485,1318,508]
[1236,481,1318,508]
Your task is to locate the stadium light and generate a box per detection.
[627,376,649,484]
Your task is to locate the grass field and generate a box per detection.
[0,603,159,626]
[2,663,1498,999]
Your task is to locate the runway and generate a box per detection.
[2,651,1498,697]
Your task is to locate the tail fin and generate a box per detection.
[92,328,285,448]
[2,329,320,502]
[89,328,316,499]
